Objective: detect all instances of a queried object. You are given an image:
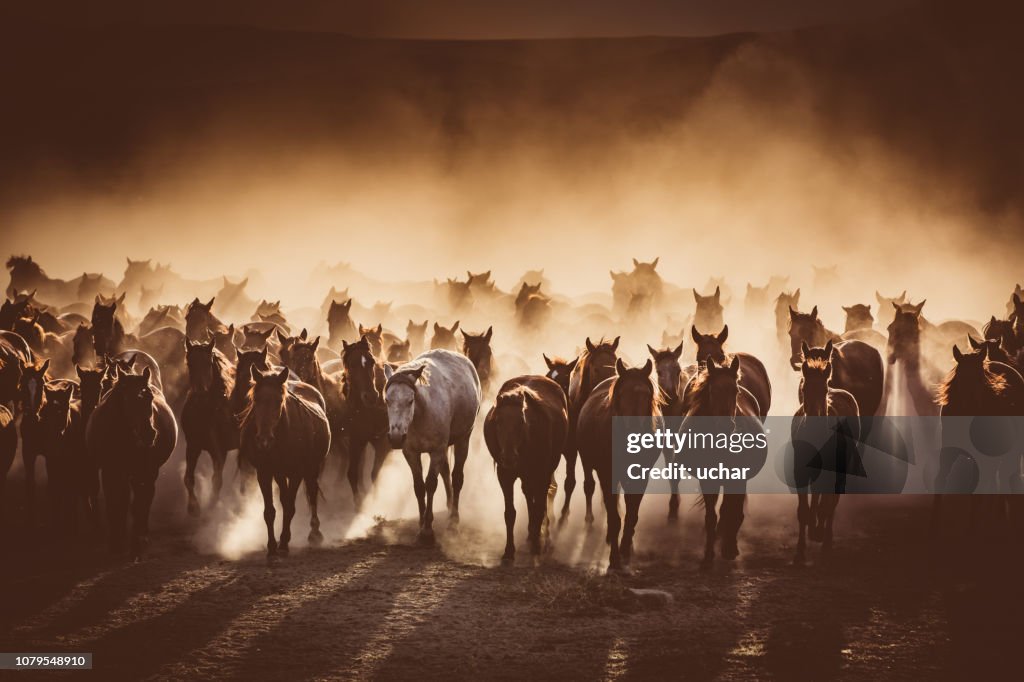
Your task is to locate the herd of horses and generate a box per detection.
[2,254,1023,570]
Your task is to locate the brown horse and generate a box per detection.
[681,356,763,568]
[542,354,579,398]
[461,326,494,395]
[358,323,384,357]
[406,320,428,356]
[933,344,1024,531]
[38,383,90,534]
[0,403,15,519]
[792,342,860,564]
[688,326,771,417]
[577,358,660,571]
[86,365,177,557]
[327,298,358,348]
[185,297,226,341]
[430,321,460,351]
[774,289,801,343]
[885,306,941,415]
[566,336,620,525]
[386,339,412,363]
[484,376,569,563]
[340,336,391,509]
[790,307,884,417]
[875,290,908,329]
[240,366,330,555]
[515,284,552,331]
[984,315,1021,356]
[647,341,691,521]
[182,338,237,516]
[17,358,56,516]
[692,286,724,333]
[90,293,128,358]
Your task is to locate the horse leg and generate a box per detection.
[440,453,454,514]
[278,475,301,554]
[719,493,745,560]
[931,449,955,536]
[347,435,366,511]
[701,492,719,569]
[423,450,445,540]
[544,474,556,551]
[305,470,323,547]
[257,470,277,555]
[795,490,809,565]
[183,441,201,517]
[129,470,157,558]
[620,493,643,566]
[808,493,823,541]
[404,450,426,530]
[668,479,681,524]
[499,469,516,564]
[583,462,597,526]
[102,466,129,554]
[559,449,578,527]
[451,435,470,526]
[210,440,226,509]
[605,490,623,572]
[527,484,547,558]
[821,493,839,553]
[369,436,390,483]
[22,447,36,524]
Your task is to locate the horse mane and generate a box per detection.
[607,373,663,416]
[935,358,1008,407]
[496,384,539,408]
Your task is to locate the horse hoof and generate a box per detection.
[721,545,739,561]
[666,514,679,525]
[700,556,714,572]
[417,529,435,546]
[808,526,823,542]
[308,530,324,547]
[607,563,631,576]
[278,543,290,555]
[501,553,515,566]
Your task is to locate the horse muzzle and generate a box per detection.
[388,430,406,449]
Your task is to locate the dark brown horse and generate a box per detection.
[875,290,908,329]
[484,376,568,563]
[17,358,56,516]
[774,289,801,343]
[359,323,384,357]
[90,293,128,358]
[339,336,391,509]
[542,354,579,398]
[933,344,1024,530]
[884,306,941,415]
[185,297,225,341]
[515,283,552,331]
[240,367,330,555]
[38,383,90,534]
[688,326,771,417]
[682,356,763,568]
[577,358,660,571]
[182,338,237,516]
[86,365,177,557]
[792,343,860,564]
[565,336,620,525]
[984,315,1021,356]
[790,307,884,417]
[461,326,494,395]
[430,321,460,351]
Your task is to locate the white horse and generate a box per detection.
[383,349,481,539]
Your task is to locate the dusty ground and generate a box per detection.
[3,485,1023,681]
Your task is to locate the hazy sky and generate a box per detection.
[11,0,916,38]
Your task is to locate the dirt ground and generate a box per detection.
[3,481,1023,682]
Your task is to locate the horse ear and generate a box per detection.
[968,336,981,350]
[914,300,926,315]
[647,344,658,359]
[240,277,248,288]
[275,367,289,384]
[276,329,287,344]
[990,315,998,324]
[567,356,580,373]
[94,294,101,304]
[672,341,684,359]
[899,290,907,301]
[615,358,626,376]
[789,305,797,319]
[459,329,468,340]
[205,297,215,310]
[585,337,596,352]
[651,257,659,268]
[384,364,394,381]
[801,341,810,358]
[76,365,85,379]
[311,336,320,351]
[641,358,653,375]
[611,336,621,350]
[543,353,554,369]
[729,356,740,372]
[952,345,963,362]
[713,285,721,302]
[40,359,50,375]
[451,321,459,332]
[705,355,718,370]
[485,326,493,341]
[692,289,700,303]
[810,305,818,320]
[410,365,425,381]
[434,322,441,333]
[793,289,800,302]
[117,291,126,305]
[299,328,308,340]
[717,325,728,343]
[691,325,700,343]
[824,339,834,357]
[632,258,640,268]
[842,306,851,313]
[141,366,151,383]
